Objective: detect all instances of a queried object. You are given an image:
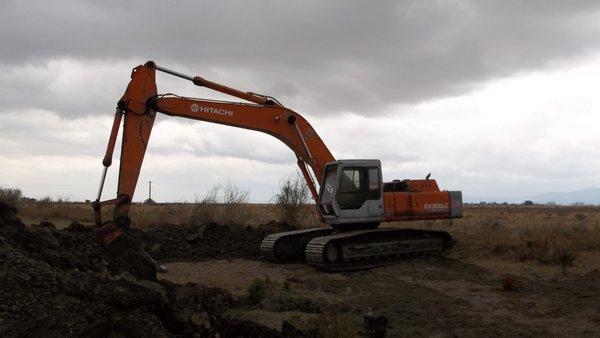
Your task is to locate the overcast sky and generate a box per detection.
[1,0,599,203]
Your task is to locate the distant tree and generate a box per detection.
[523,200,534,205]
[143,198,157,205]
[20,197,36,204]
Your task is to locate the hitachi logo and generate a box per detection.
[190,103,233,117]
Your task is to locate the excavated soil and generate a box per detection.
[130,221,296,262]
[0,202,306,337]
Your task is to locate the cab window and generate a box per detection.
[337,167,381,210]
[319,164,338,203]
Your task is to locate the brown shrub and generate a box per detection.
[188,185,220,225]
[0,187,22,208]
[502,274,518,291]
[515,239,576,267]
[187,182,252,226]
[274,172,311,227]
[221,181,251,225]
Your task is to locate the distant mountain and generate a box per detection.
[531,187,600,205]
[464,187,600,205]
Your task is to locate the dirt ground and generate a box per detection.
[158,250,600,337]
[4,202,600,337]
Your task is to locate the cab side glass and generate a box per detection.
[368,167,381,199]
[320,164,338,204]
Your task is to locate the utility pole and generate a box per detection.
[148,180,152,201]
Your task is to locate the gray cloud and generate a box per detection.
[1,1,600,203]
[1,0,600,116]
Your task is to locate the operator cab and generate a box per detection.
[318,160,384,228]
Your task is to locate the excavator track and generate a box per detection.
[260,228,334,262]
[305,228,453,271]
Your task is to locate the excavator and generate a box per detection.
[93,61,463,271]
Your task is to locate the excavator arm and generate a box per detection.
[93,62,334,242]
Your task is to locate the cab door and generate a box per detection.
[333,160,384,223]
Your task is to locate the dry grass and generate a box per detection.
[19,200,91,223]
[12,196,600,268]
[307,306,355,338]
[402,205,600,267]
[15,199,322,229]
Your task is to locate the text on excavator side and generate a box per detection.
[190,103,233,117]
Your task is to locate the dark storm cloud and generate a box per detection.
[1,0,600,115]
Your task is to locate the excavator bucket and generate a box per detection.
[92,188,165,271]
[93,215,164,272]
[101,231,137,258]
[93,215,136,256]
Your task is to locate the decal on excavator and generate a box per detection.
[424,203,449,210]
[190,103,233,117]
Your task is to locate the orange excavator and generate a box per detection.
[93,62,463,271]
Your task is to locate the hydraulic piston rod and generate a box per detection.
[149,61,274,106]
[93,108,123,225]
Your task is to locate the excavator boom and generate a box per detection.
[93,61,463,271]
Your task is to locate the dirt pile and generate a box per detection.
[130,221,296,262]
[0,202,298,337]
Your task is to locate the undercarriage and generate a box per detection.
[260,227,454,271]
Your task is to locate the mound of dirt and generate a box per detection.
[0,202,23,227]
[130,221,296,262]
[0,202,301,337]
